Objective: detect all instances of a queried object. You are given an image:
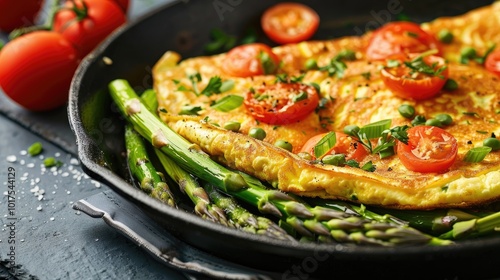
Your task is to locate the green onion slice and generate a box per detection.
[359,119,392,139]
[210,95,244,112]
[220,79,235,92]
[463,146,492,163]
[313,132,336,159]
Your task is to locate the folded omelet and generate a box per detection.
[153,3,500,210]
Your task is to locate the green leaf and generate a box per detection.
[179,105,203,115]
[200,76,223,97]
[313,132,336,159]
[210,95,244,112]
[259,51,278,75]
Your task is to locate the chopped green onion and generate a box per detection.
[292,91,308,103]
[179,105,202,115]
[361,161,376,172]
[210,95,243,112]
[346,159,360,168]
[200,76,223,97]
[334,49,356,61]
[28,142,43,156]
[343,125,360,136]
[313,132,336,159]
[220,79,235,92]
[463,146,492,163]
[359,119,392,139]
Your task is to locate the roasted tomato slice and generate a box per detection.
[366,21,442,61]
[222,43,280,78]
[244,82,319,125]
[261,2,320,45]
[381,53,449,100]
[300,132,369,162]
[485,49,500,77]
[396,126,458,173]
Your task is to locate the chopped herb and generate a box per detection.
[361,72,371,80]
[361,161,376,172]
[309,82,321,94]
[179,105,203,115]
[334,49,357,61]
[443,79,458,91]
[318,57,347,78]
[204,28,237,54]
[411,115,427,126]
[460,44,496,64]
[219,79,235,93]
[386,60,400,68]
[200,76,223,97]
[210,95,244,112]
[406,31,419,38]
[304,58,318,70]
[403,51,447,79]
[437,29,454,44]
[346,159,360,168]
[316,97,329,111]
[259,51,278,75]
[292,91,308,103]
[275,73,305,83]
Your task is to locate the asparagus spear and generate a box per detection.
[109,79,452,246]
[439,211,500,240]
[125,124,175,207]
[202,182,295,241]
[154,148,231,226]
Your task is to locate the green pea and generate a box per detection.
[483,138,500,151]
[425,118,443,127]
[297,152,313,161]
[434,114,453,126]
[336,49,356,61]
[249,127,266,140]
[223,121,241,132]
[411,115,426,126]
[460,47,476,58]
[343,125,360,136]
[275,140,293,152]
[437,29,454,44]
[398,104,415,119]
[322,154,346,166]
[304,58,318,70]
[28,142,43,156]
[443,79,458,91]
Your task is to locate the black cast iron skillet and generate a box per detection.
[69,0,500,278]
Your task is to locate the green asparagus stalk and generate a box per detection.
[154,149,231,226]
[109,79,247,194]
[202,182,295,241]
[125,124,175,207]
[439,211,500,240]
[109,79,453,245]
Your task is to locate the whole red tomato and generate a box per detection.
[53,0,127,58]
[0,31,80,111]
[0,0,43,32]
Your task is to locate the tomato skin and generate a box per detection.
[53,0,127,58]
[0,31,79,111]
[261,2,320,45]
[0,0,43,32]
[381,54,448,100]
[485,49,500,77]
[222,43,280,77]
[366,21,442,61]
[396,126,458,173]
[244,82,319,125]
[111,0,130,13]
[300,132,369,162]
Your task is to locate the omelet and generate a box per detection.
[153,3,500,210]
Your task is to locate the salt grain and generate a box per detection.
[70,158,79,165]
[27,163,35,168]
[50,217,55,221]
[20,150,27,156]
[36,205,42,211]
[6,155,17,163]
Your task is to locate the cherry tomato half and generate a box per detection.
[300,132,369,162]
[0,0,43,32]
[381,54,449,100]
[485,49,500,77]
[222,43,280,77]
[244,82,319,125]
[366,21,442,61]
[261,2,320,45]
[53,0,127,58]
[0,31,80,111]
[396,126,458,173]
